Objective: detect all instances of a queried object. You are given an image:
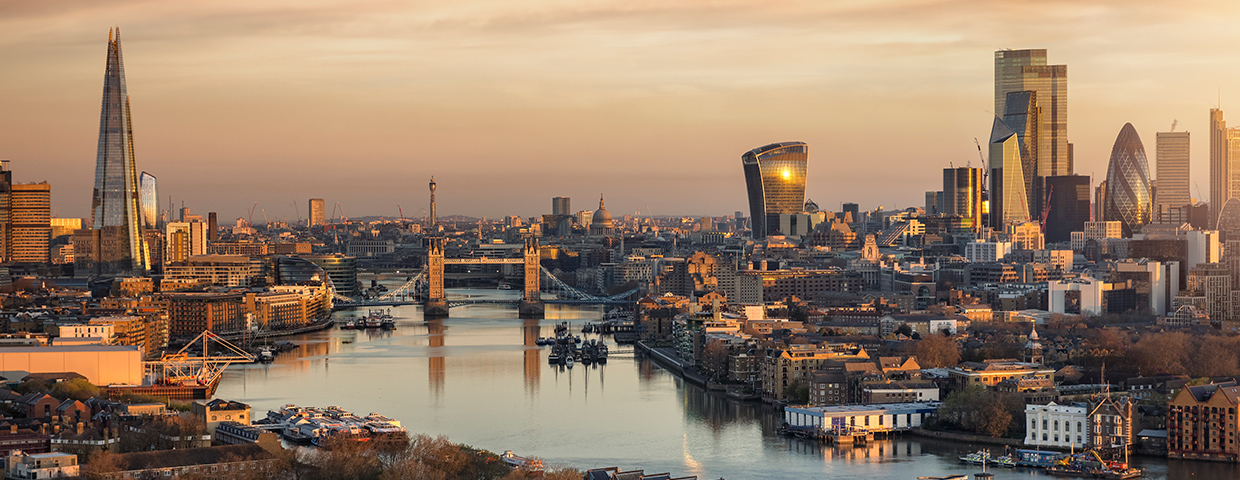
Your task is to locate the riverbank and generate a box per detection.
[909,427,1025,448]
[215,319,336,343]
[635,341,760,400]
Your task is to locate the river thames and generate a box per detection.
[215,287,1224,479]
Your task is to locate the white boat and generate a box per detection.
[566,356,574,368]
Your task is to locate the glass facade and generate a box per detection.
[742,142,808,238]
[89,29,149,275]
[1154,131,1190,219]
[943,167,984,230]
[1003,90,1039,217]
[1044,175,1092,244]
[995,50,1070,178]
[139,172,158,229]
[989,116,1030,227]
[1104,123,1152,237]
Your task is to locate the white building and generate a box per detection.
[1026,402,1088,448]
[1048,277,1105,316]
[55,323,114,344]
[4,451,78,479]
[783,403,940,432]
[964,241,1013,263]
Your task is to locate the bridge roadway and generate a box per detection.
[335,297,631,309]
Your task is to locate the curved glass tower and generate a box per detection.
[139,172,158,229]
[89,28,149,276]
[742,142,807,238]
[1103,123,1152,236]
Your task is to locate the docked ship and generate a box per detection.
[106,331,255,401]
[266,404,406,446]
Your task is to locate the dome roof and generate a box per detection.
[592,195,612,227]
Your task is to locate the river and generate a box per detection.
[215,287,1225,480]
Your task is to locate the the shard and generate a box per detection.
[89,28,149,275]
[1103,123,1153,237]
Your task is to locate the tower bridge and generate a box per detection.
[332,236,637,315]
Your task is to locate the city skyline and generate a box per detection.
[1,2,1238,221]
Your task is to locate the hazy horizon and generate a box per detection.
[1,1,1237,222]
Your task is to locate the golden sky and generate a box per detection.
[1,0,1237,221]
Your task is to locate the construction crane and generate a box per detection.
[247,202,258,228]
[398,204,406,223]
[143,331,255,388]
[1040,184,1054,233]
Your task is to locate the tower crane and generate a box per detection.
[1040,184,1054,233]
[398,204,407,223]
[247,202,258,228]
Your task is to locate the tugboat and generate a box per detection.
[380,317,396,330]
[257,346,276,363]
[340,318,358,330]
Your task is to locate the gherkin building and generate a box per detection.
[1103,123,1152,237]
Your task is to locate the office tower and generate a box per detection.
[207,212,217,242]
[1155,131,1190,221]
[1218,198,1240,242]
[50,218,82,239]
[308,198,325,227]
[0,161,11,261]
[995,49,1070,177]
[10,183,50,263]
[742,142,808,238]
[138,172,158,229]
[1043,175,1091,244]
[1210,108,1227,227]
[1103,123,1152,237]
[925,191,941,215]
[552,197,571,216]
[1095,180,1107,223]
[1003,91,1040,214]
[943,167,985,230]
[989,116,1031,227]
[165,221,208,264]
[88,29,149,275]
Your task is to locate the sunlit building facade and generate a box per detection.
[1210,108,1228,228]
[943,167,985,231]
[10,183,51,264]
[1103,123,1152,237]
[87,29,149,275]
[742,142,807,238]
[308,198,325,227]
[995,49,1071,178]
[1155,131,1190,222]
[139,171,158,229]
[990,115,1030,227]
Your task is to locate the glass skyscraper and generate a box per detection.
[1104,123,1152,237]
[89,28,149,275]
[742,142,807,239]
[139,172,158,229]
[995,49,1071,178]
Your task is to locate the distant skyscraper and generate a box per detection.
[742,142,808,238]
[207,212,218,242]
[1043,175,1091,244]
[1002,90,1040,217]
[989,115,1030,227]
[139,172,158,230]
[995,49,1070,177]
[943,167,985,231]
[1155,131,1190,221]
[1103,123,1152,236]
[308,198,325,227]
[10,182,50,264]
[87,28,149,276]
[1210,108,1228,227]
[552,197,571,216]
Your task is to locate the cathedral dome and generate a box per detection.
[590,195,613,235]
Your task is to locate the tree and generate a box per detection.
[701,340,729,380]
[783,381,809,404]
[81,450,121,480]
[915,334,961,368]
[894,324,913,338]
[50,378,101,401]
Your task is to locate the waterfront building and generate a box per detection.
[942,167,984,231]
[990,113,1030,228]
[761,343,869,402]
[783,402,939,431]
[194,399,251,436]
[1168,381,1240,462]
[86,29,150,276]
[1043,175,1091,244]
[301,254,358,297]
[1103,124,1153,236]
[742,142,808,238]
[10,183,51,264]
[995,49,1071,177]
[163,255,262,287]
[1156,131,1191,221]
[308,198,325,227]
[1026,402,1087,448]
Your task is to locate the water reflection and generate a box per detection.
[427,318,445,399]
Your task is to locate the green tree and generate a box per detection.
[50,378,101,400]
[915,334,961,368]
[784,381,810,404]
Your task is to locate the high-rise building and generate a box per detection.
[1043,175,1091,244]
[943,167,985,231]
[208,212,218,242]
[86,29,149,276]
[1003,90,1040,216]
[0,161,12,262]
[995,49,1070,178]
[164,221,209,264]
[308,198,325,227]
[552,197,571,216]
[742,142,808,238]
[10,183,50,264]
[1210,108,1228,228]
[139,172,158,229]
[1155,131,1191,222]
[989,116,1030,227]
[1103,123,1153,237]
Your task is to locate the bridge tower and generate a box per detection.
[519,236,544,317]
[424,236,449,317]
